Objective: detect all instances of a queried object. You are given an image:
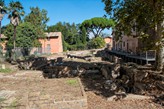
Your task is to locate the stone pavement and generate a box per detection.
[0,71,87,109]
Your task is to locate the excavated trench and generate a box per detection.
[17,56,164,106]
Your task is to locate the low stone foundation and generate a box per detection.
[27,79,87,109]
[0,71,87,109]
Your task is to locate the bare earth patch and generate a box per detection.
[0,68,163,109]
[87,91,163,109]
[0,71,87,109]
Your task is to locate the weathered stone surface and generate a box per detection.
[28,92,40,97]
[39,94,50,100]
[0,90,15,99]
[101,65,109,79]
[107,94,151,101]
[1,97,16,107]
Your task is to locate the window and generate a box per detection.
[47,37,50,41]
[47,44,51,53]
[47,44,51,49]
[123,42,125,47]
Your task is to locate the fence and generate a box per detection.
[139,50,156,59]
[1,47,52,60]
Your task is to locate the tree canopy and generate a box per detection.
[80,17,115,37]
[0,0,7,15]
[102,0,164,70]
[4,22,41,48]
[8,1,24,27]
[24,7,49,37]
[87,37,105,49]
[47,22,88,51]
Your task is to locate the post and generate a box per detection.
[146,51,147,59]
[146,51,148,64]
[154,50,156,60]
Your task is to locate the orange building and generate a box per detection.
[0,32,63,54]
[112,32,138,54]
[0,34,8,54]
[39,32,63,54]
[104,36,113,50]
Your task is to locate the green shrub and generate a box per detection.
[87,37,105,49]
[76,43,87,50]
[64,41,86,51]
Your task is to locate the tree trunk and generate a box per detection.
[156,47,164,71]
[155,1,164,71]
[155,20,164,71]
[0,20,1,39]
[13,26,16,60]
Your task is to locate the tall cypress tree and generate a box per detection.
[81,26,86,44]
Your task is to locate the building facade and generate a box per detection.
[0,34,8,54]
[112,29,139,54]
[104,36,113,50]
[0,32,63,55]
[39,32,63,54]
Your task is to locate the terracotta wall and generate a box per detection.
[0,40,7,53]
[39,32,63,54]
[104,37,113,46]
[122,35,138,53]
[113,35,138,53]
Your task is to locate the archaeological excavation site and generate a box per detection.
[0,49,163,109]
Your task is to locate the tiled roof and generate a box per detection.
[45,32,61,37]
[104,36,112,39]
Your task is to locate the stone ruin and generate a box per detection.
[15,51,164,106]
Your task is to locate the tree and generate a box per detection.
[5,23,40,47]
[81,26,87,44]
[47,22,86,51]
[87,37,105,49]
[0,0,6,50]
[0,0,7,60]
[0,0,6,58]
[4,22,41,57]
[0,0,7,39]
[80,17,115,38]
[24,7,49,37]
[65,23,79,45]
[8,1,24,59]
[47,22,65,32]
[16,23,40,48]
[102,0,164,71]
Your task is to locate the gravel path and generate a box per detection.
[87,91,163,109]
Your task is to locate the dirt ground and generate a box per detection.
[80,73,164,109]
[0,59,163,109]
[87,91,163,109]
[0,71,84,109]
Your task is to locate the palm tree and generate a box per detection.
[8,1,24,60]
[0,0,6,59]
[0,0,7,41]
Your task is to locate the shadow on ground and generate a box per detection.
[13,51,164,106]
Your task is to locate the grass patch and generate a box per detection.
[0,97,6,102]
[0,68,12,73]
[7,100,18,109]
[66,79,78,86]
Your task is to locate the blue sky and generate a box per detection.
[2,0,111,35]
